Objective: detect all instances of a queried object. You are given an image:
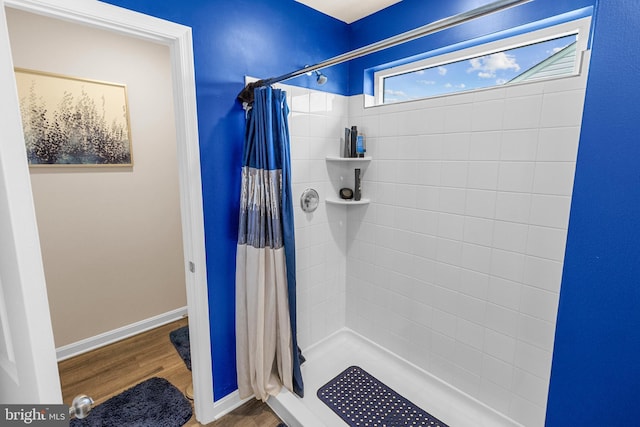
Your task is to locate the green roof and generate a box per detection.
[509,41,578,83]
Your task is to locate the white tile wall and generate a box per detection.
[283,84,349,350]
[280,60,586,427]
[345,70,588,427]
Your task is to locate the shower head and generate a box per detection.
[315,70,328,85]
[304,66,328,85]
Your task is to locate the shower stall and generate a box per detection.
[256,12,590,427]
[231,2,592,426]
[269,57,588,427]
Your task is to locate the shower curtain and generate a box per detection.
[236,86,304,401]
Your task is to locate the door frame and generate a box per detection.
[1,0,216,423]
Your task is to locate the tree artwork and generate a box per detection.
[15,69,132,166]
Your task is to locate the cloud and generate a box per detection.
[385,89,407,98]
[438,66,447,76]
[417,80,436,85]
[444,83,465,89]
[496,78,507,85]
[468,52,520,78]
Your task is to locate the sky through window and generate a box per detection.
[383,34,577,104]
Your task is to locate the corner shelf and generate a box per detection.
[326,198,370,205]
[325,156,372,206]
[325,156,372,162]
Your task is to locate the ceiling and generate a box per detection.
[294,0,402,24]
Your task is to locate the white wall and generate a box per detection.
[7,8,186,348]
[345,58,589,426]
[286,85,349,350]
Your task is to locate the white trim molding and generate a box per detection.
[56,307,188,361]
[2,0,215,423]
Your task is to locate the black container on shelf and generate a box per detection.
[350,126,358,158]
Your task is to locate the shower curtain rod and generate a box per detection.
[239,0,532,99]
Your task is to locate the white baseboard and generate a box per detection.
[56,306,188,361]
[208,390,253,422]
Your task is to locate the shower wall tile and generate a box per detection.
[282,84,349,351]
[485,303,519,337]
[515,340,552,379]
[490,249,525,282]
[510,394,545,427]
[480,378,512,415]
[540,90,586,128]
[471,99,505,131]
[442,133,471,160]
[492,221,528,253]
[290,89,310,113]
[533,162,576,196]
[525,226,568,261]
[529,194,572,229]
[468,162,500,190]
[463,216,494,246]
[522,256,564,293]
[484,329,517,363]
[461,243,491,274]
[457,317,485,350]
[438,188,466,214]
[483,353,514,390]
[469,131,502,160]
[536,127,580,161]
[502,95,543,130]
[519,285,559,323]
[465,189,497,218]
[453,365,482,398]
[458,269,489,300]
[501,130,539,161]
[346,70,587,427]
[497,162,535,193]
[512,368,549,407]
[488,276,521,311]
[444,104,474,132]
[517,314,556,351]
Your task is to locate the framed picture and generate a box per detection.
[14,68,133,166]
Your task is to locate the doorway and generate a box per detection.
[1,0,214,422]
[6,5,188,358]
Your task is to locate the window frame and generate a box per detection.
[373,17,591,105]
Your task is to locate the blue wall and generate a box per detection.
[100,0,349,400]
[101,1,640,423]
[546,0,640,425]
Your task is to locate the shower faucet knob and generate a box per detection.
[300,188,319,213]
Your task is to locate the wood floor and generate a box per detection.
[58,318,283,426]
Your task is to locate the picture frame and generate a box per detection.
[14,68,133,167]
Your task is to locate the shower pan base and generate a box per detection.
[268,328,523,427]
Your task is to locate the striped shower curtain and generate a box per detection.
[236,86,304,401]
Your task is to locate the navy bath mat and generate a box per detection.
[317,366,449,427]
[170,326,191,370]
[70,377,192,427]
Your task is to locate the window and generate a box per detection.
[374,17,591,105]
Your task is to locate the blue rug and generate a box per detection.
[170,326,191,371]
[317,366,449,427]
[70,377,192,427]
